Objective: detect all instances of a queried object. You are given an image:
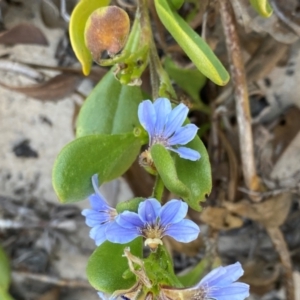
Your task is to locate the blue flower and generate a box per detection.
[195,262,249,300]
[82,174,117,246]
[106,198,200,250]
[138,97,200,161]
[161,262,249,300]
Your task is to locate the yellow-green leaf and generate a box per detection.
[164,56,209,113]
[69,0,110,75]
[0,289,14,300]
[155,0,229,86]
[250,0,273,18]
[0,246,11,291]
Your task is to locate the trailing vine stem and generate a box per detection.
[139,0,176,101]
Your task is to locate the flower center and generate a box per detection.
[99,208,117,223]
[142,223,164,251]
[151,134,169,147]
[191,287,207,300]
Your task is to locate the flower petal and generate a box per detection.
[208,282,250,300]
[138,100,156,138]
[138,198,161,224]
[97,292,107,300]
[198,266,226,286]
[168,124,198,146]
[169,147,201,161]
[199,262,244,288]
[92,173,100,192]
[89,223,107,246]
[153,98,172,135]
[105,222,140,244]
[82,209,110,227]
[218,262,244,285]
[164,103,189,137]
[159,200,188,226]
[164,219,200,242]
[92,174,108,201]
[116,211,144,229]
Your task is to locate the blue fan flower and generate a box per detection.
[81,174,117,246]
[196,262,250,300]
[162,262,249,300]
[138,97,200,161]
[106,198,200,250]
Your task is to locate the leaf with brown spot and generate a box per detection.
[0,73,82,101]
[84,6,130,61]
[0,24,48,46]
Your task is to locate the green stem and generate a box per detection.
[140,0,176,100]
[152,174,164,201]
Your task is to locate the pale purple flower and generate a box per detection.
[138,97,200,161]
[82,174,117,246]
[106,198,200,250]
[161,262,249,300]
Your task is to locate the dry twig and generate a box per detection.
[13,271,91,288]
[218,0,261,194]
[266,227,295,300]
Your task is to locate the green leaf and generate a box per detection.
[163,57,209,113]
[69,0,110,75]
[144,245,183,289]
[116,197,144,213]
[154,0,229,86]
[175,136,212,211]
[250,0,273,18]
[87,239,142,293]
[151,144,190,199]
[168,0,184,10]
[177,258,209,286]
[0,289,14,300]
[77,70,143,137]
[97,5,150,86]
[52,133,141,203]
[151,136,212,211]
[0,246,11,291]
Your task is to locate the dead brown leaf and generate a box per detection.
[200,206,243,230]
[272,106,300,163]
[0,23,48,46]
[241,259,281,295]
[0,73,82,101]
[37,287,60,300]
[224,192,292,227]
[164,234,204,256]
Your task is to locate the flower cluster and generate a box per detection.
[138,97,201,161]
[82,94,250,299]
[82,175,200,249]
